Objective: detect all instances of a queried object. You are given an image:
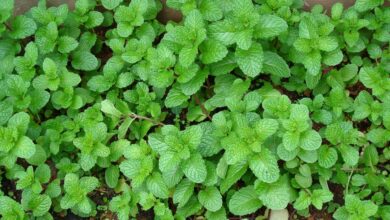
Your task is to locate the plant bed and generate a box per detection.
[0,0,389,219]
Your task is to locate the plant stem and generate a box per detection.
[128,113,165,126]
[304,188,312,196]
[345,169,355,195]
[194,94,212,120]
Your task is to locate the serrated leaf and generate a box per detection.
[146,172,169,199]
[101,100,122,118]
[318,146,338,168]
[102,0,123,10]
[58,36,79,54]
[235,43,264,77]
[15,136,36,159]
[256,175,292,210]
[249,149,280,183]
[165,87,188,108]
[228,186,262,216]
[105,166,119,188]
[220,162,248,193]
[198,186,222,212]
[10,16,37,39]
[71,51,98,71]
[182,154,207,183]
[300,130,322,151]
[200,39,228,64]
[263,51,290,77]
[173,179,195,208]
[255,15,287,38]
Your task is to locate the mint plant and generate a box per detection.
[0,0,389,219]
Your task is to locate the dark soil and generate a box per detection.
[274,85,306,102]
[137,208,155,220]
[328,183,345,205]
[354,119,372,133]
[347,82,370,98]
[1,176,22,202]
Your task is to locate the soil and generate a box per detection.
[137,208,155,220]
[1,177,22,202]
[8,1,386,220]
[347,82,370,99]
[328,183,345,205]
[354,119,372,133]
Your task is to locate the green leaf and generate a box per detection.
[71,51,98,71]
[282,132,300,151]
[21,191,52,217]
[8,112,30,134]
[294,191,311,210]
[331,3,344,19]
[182,154,207,183]
[299,18,318,39]
[359,67,390,97]
[0,102,13,125]
[0,0,14,23]
[249,149,280,183]
[200,39,228,64]
[198,186,222,212]
[87,75,112,93]
[255,15,288,38]
[42,58,57,77]
[300,130,322,151]
[303,51,321,75]
[173,179,195,208]
[220,162,248,193]
[318,36,339,52]
[101,100,123,118]
[311,189,333,210]
[165,87,188,108]
[262,52,290,78]
[198,0,223,21]
[318,146,338,168]
[256,175,292,210]
[323,49,343,66]
[228,186,262,216]
[210,53,237,76]
[0,196,25,219]
[102,0,123,10]
[15,136,36,159]
[10,15,37,39]
[29,90,50,113]
[354,0,383,12]
[339,145,359,166]
[179,46,198,67]
[105,165,119,188]
[146,172,169,199]
[205,208,227,220]
[57,36,79,54]
[334,194,378,220]
[148,134,169,154]
[235,43,264,77]
[35,164,51,183]
[31,194,51,216]
[85,11,104,28]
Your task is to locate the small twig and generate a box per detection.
[345,169,355,195]
[128,113,165,126]
[339,167,363,172]
[193,94,212,120]
[304,188,312,196]
[4,22,11,30]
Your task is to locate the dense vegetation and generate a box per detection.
[0,0,389,219]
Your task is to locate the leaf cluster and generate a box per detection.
[0,0,389,219]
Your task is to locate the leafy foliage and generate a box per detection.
[0,0,389,219]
